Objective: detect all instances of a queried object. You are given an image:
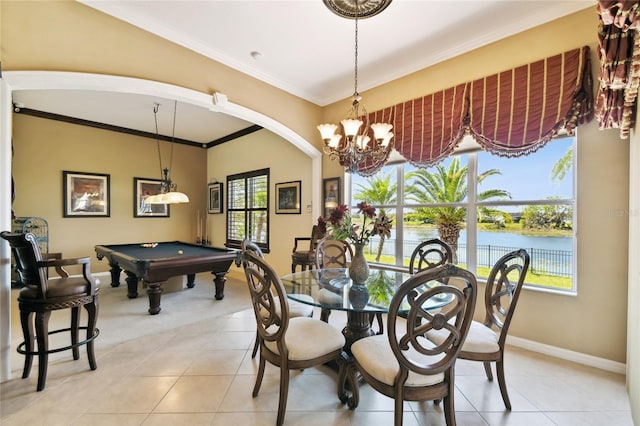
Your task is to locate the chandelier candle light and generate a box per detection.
[146,101,190,205]
[318,0,394,175]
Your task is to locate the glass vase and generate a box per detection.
[349,242,370,285]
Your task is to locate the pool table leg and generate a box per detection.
[212,272,227,300]
[186,273,196,288]
[146,282,163,315]
[124,271,139,299]
[109,264,122,287]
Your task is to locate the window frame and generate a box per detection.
[226,168,270,252]
[348,136,577,294]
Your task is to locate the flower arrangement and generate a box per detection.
[317,202,393,246]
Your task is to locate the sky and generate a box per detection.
[351,136,574,202]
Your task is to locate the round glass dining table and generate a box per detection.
[280,267,449,352]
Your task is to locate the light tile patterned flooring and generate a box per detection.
[0,272,634,425]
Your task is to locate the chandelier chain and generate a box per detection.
[354,1,359,97]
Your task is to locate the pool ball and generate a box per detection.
[177,250,184,255]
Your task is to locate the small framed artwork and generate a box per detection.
[275,180,301,214]
[63,171,110,217]
[323,177,341,218]
[134,178,169,218]
[208,182,223,214]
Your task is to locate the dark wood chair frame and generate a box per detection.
[291,224,325,273]
[242,250,345,426]
[457,248,530,410]
[409,238,454,274]
[345,263,477,425]
[1,231,99,391]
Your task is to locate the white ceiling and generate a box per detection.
[11,0,595,144]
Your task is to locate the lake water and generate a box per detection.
[371,227,573,276]
[395,227,572,251]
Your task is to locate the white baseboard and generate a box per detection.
[507,335,627,375]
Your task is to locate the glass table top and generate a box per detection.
[280,267,451,313]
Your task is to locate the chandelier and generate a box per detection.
[317,0,394,175]
[145,101,190,204]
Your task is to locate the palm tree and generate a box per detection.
[405,157,511,262]
[353,171,397,262]
[551,147,573,182]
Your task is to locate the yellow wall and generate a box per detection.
[11,114,206,264]
[1,0,633,369]
[207,129,314,275]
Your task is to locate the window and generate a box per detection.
[226,168,269,251]
[350,136,576,293]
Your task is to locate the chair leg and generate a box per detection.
[320,308,331,322]
[85,298,99,370]
[251,330,260,359]
[19,310,34,380]
[71,306,80,360]
[496,360,511,410]
[483,361,493,381]
[443,393,456,426]
[369,313,384,334]
[276,366,290,426]
[35,311,52,391]
[252,353,266,397]
[393,389,404,426]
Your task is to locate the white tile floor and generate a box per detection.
[0,272,634,426]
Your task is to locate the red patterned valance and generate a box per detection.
[469,46,593,156]
[358,46,594,175]
[393,83,468,168]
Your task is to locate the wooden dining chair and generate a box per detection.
[1,231,100,391]
[426,249,530,410]
[291,224,325,273]
[242,249,346,426]
[409,238,454,273]
[241,238,314,359]
[315,237,386,334]
[346,263,477,425]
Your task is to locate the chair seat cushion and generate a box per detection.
[260,296,314,318]
[351,334,444,387]
[265,317,345,360]
[289,295,314,318]
[291,251,312,262]
[427,320,499,354]
[19,276,94,301]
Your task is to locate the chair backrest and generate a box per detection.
[315,237,353,269]
[1,231,47,296]
[483,249,530,346]
[242,249,290,348]
[387,263,477,382]
[408,238,454,274]
[242,237,265,259]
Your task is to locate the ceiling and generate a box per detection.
[11,0,595,145]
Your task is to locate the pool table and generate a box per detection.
[95,241,241,314]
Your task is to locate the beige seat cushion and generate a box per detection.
[351,334,444,387]
[289,295,314,317]
[264,317,345,360]
[260,295,314,318]
[427,320,499,354]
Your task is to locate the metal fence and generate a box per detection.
[367,238,572,277]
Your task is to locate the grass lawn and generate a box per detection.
[365,253,572,290]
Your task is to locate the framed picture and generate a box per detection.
[275,180,301,214]
[323,177,341,218]
[208,182,223,214]
[134,177,169,218]
[63,171,110,217]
